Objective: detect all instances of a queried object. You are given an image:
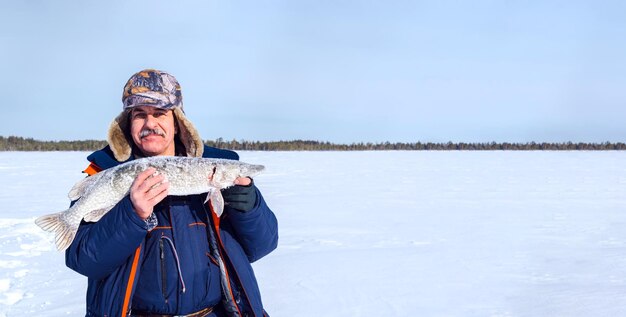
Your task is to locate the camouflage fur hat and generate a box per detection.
[107,69,204,161]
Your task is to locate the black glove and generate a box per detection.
[221,179,257,212]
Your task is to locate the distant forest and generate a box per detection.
[1,136,625,151]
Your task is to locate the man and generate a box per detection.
[66,69,278,317]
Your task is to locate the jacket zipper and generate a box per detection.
[160,238,167,303]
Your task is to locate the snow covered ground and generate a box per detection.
[1,151,625,316]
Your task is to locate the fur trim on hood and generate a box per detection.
[107,107,203,162]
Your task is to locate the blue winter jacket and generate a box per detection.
[65,145,278,317]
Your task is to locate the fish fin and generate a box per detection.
[35,212,77,251]
[83,206,113,222]
[207,189,225,217]
[68,174,99,201]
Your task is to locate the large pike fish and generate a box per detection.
[35,156,264,251]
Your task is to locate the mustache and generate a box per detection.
[139,128,166,138]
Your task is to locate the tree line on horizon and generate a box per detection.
[1,135,625,151]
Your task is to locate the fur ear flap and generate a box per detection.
[107,111,132,162]
[173,107,204,158]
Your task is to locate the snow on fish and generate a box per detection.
[35,156,265,251]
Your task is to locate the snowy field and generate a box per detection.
[1,150,626,316]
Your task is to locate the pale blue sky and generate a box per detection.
[1,0,625,143]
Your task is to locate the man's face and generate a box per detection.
[129,106,177,157]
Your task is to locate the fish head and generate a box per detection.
[209,160,265,189]
[242,163,265,177]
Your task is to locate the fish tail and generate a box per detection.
[35,212,76,251]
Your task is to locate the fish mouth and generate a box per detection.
[251,164,265,174]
